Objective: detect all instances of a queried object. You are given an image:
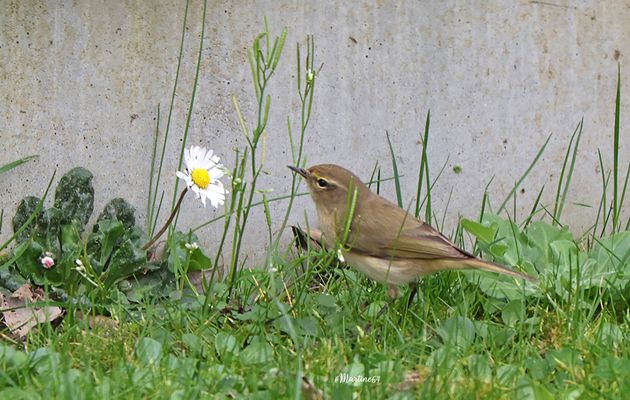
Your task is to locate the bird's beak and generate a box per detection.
[288,165,309,179]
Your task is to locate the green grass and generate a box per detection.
[2,4,630,400]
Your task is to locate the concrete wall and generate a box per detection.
[2,1,629,261]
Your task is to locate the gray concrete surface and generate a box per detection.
[1,1,629,264]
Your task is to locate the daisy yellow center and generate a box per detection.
[191,168,211,189]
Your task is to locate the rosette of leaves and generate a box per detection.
[118,231,213,303]
[462,213,630,306]
[86,200,147,289]
[9,167,148,294]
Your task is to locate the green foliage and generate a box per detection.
[167,231,212,273]
[5,167,214,305]
[5,168,147,302]
[96,198,136,231]
[12,196,43,242]
[53,167,94,232]
[462,213,630,307]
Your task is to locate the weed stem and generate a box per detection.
[142,188,188,250]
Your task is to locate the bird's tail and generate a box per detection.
[458,257,537,282]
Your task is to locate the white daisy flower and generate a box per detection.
[176,146,227,208]
[184,242,199,250]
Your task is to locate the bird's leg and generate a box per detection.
[375,285,400,318]
[406,282,418,310]
[291,226,323,252]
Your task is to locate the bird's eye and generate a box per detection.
[317,178,328,188]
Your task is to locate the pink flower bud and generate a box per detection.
[41,256,55,269]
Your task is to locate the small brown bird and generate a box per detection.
[289,164,535,300]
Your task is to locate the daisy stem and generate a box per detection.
[142,188,188,251]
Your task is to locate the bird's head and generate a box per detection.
[288,164,370,211]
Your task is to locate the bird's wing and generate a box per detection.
[386,223,469,259]
[350,197,469,260]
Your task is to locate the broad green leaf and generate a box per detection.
[54,167,94,233]
[591,232,630,273]
[497,364,519,386]
[366,301,387,317]
[338,356,365,387]
[12,196,43,242]
[481,214,526,265]
[597,322,624,348]
[182,333,203,354]
[187,247,212,271]
[214,332,239,358]
[95,220,125,267]
[314,293,337,309]
[489,242,509,258]
[516,379,555,400]
[464,354,492,382]
[167,231,209,272]
[461,218,497,244]
[0,343,28,369]
[296,317,318,336]
[427,346,460,371]
[239,337,272,365]
[501,300,525,326]
[30,347,61,376]
[135,337,162,365]
[547,346,583,370]
[524,357,554,381]
[463,270,538,300]
[594,356,630,380]
[96,198,136,230]
[103,239,147,288]
[14,240,62,286]
[436,316,475,350]
[549,240,579,271]
[525,221,573,265]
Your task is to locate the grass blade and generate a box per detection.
[593,149,610,238]
[521,185,545,229]
[415,110,430,218]
[618,161,630,230]
[553,119,583,224]
[171,0,207,223]
[0,155,38,175]
[613,65,621,231]
[148,0,189,237]
[386,130,403,207]
[147,105,160,234]
[498,133,551,214]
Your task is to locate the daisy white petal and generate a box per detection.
[176,171,188,180]
[176,146,227,209]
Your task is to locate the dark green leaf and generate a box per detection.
[187,248,212,271]
[54,167,94,233]
[239,338,273,365]
[12,196,43,242]
[103,239,147,287]
[96,198,136,231]
[214,332,239,358]
[135,337,162,365]
[436,316,475,350]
